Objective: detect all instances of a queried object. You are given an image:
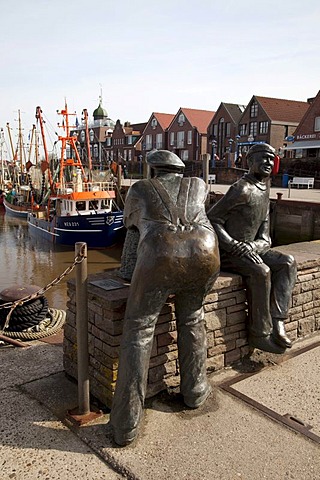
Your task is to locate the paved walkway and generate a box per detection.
[122,179,320,203]
[209,183,320,203]
[1,326,320,479]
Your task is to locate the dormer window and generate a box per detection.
[151,118,158,129]
[250,102,258,118]
[178,113,185,126]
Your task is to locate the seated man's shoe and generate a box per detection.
[113,427,137,447]
[248,334,286,354]
[184,385,212,409]
[272,318,292,349]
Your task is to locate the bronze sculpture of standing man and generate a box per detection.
[110,150,220,446]
[208,143,297,355]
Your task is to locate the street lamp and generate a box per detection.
[235,135,241,163]
[211,139,217,169]
[228,139,234,168]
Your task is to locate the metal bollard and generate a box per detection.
[75,242,90,415]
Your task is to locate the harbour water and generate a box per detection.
[0,208,123,311]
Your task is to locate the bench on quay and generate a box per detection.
[288,177,314,189]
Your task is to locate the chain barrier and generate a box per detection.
[0,244,86,330]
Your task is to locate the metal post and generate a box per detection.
[75,242,90,415]
[202,153,210,185]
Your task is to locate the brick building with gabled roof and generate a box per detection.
[108,119,147,172]
[207,102,246,166]
[285,91,320,152]
[237,95,309,160]
[141,112,175,158]
[282,91,320,180]
[166,107,215,168]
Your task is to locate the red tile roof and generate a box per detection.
[254,96,309,123]
[180,108,215,134]
[153,112,175,130]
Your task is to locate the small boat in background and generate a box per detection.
[27,103,125,248]
[3,112,45,218]
[3,184,33,218]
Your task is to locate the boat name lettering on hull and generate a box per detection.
[64,221,80,227]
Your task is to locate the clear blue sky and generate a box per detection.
[1,0,320,155]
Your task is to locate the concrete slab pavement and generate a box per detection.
[1,332,320,479]
[209,183,320,203]
[122,178,320,203]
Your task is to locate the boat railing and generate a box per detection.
[56,181,115,195]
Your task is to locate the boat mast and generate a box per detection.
[0,129,5,187]
[82,108,93,172]
[17,110,25,175]
[57,101,87,186]
[35,106,54,192]
[6,123,15,161]
[27,125,36,164]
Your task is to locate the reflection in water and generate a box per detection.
[0,208,122,311]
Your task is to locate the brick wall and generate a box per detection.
[63,250,320,408]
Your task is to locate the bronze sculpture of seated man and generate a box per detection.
[208,143,297,355]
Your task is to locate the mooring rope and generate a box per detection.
[0,244,86,331]
[0,245,86,341]
[0,308,66,341]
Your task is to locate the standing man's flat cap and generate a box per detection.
[147,150,185,169]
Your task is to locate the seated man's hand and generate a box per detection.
[230,241,263,264]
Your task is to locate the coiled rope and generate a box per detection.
[0,245,86,341]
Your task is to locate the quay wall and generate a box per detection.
[270,199,320,246]
[63,243,320,409]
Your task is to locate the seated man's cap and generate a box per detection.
[147,150,185,169]
[247,143,276,158]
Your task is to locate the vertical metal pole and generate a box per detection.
[75,242,90,415]
[202,153,210,185]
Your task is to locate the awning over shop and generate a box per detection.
[284,140,320,150]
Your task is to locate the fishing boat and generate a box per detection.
[3,113,44,218]
[27,103,125,248]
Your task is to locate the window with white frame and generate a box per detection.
[177,131,185,148]
[145,134,152,150]
[123,150,127,161]
[156,133,163,149]
[250,102,258,117]
[259,121,269,134]
[127,135,132,145]
[106,137,111,146]
[151,118,158,129]
[128,150,132,161]
[239,124,247,136]
[178,113,185,126]
[187,130,192,144]
[181,150,189,161]
[170,132,175,146]
[249,122,257,136]
[93,144,99,158]
[225,123,231,137]
[315,117,320,131]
